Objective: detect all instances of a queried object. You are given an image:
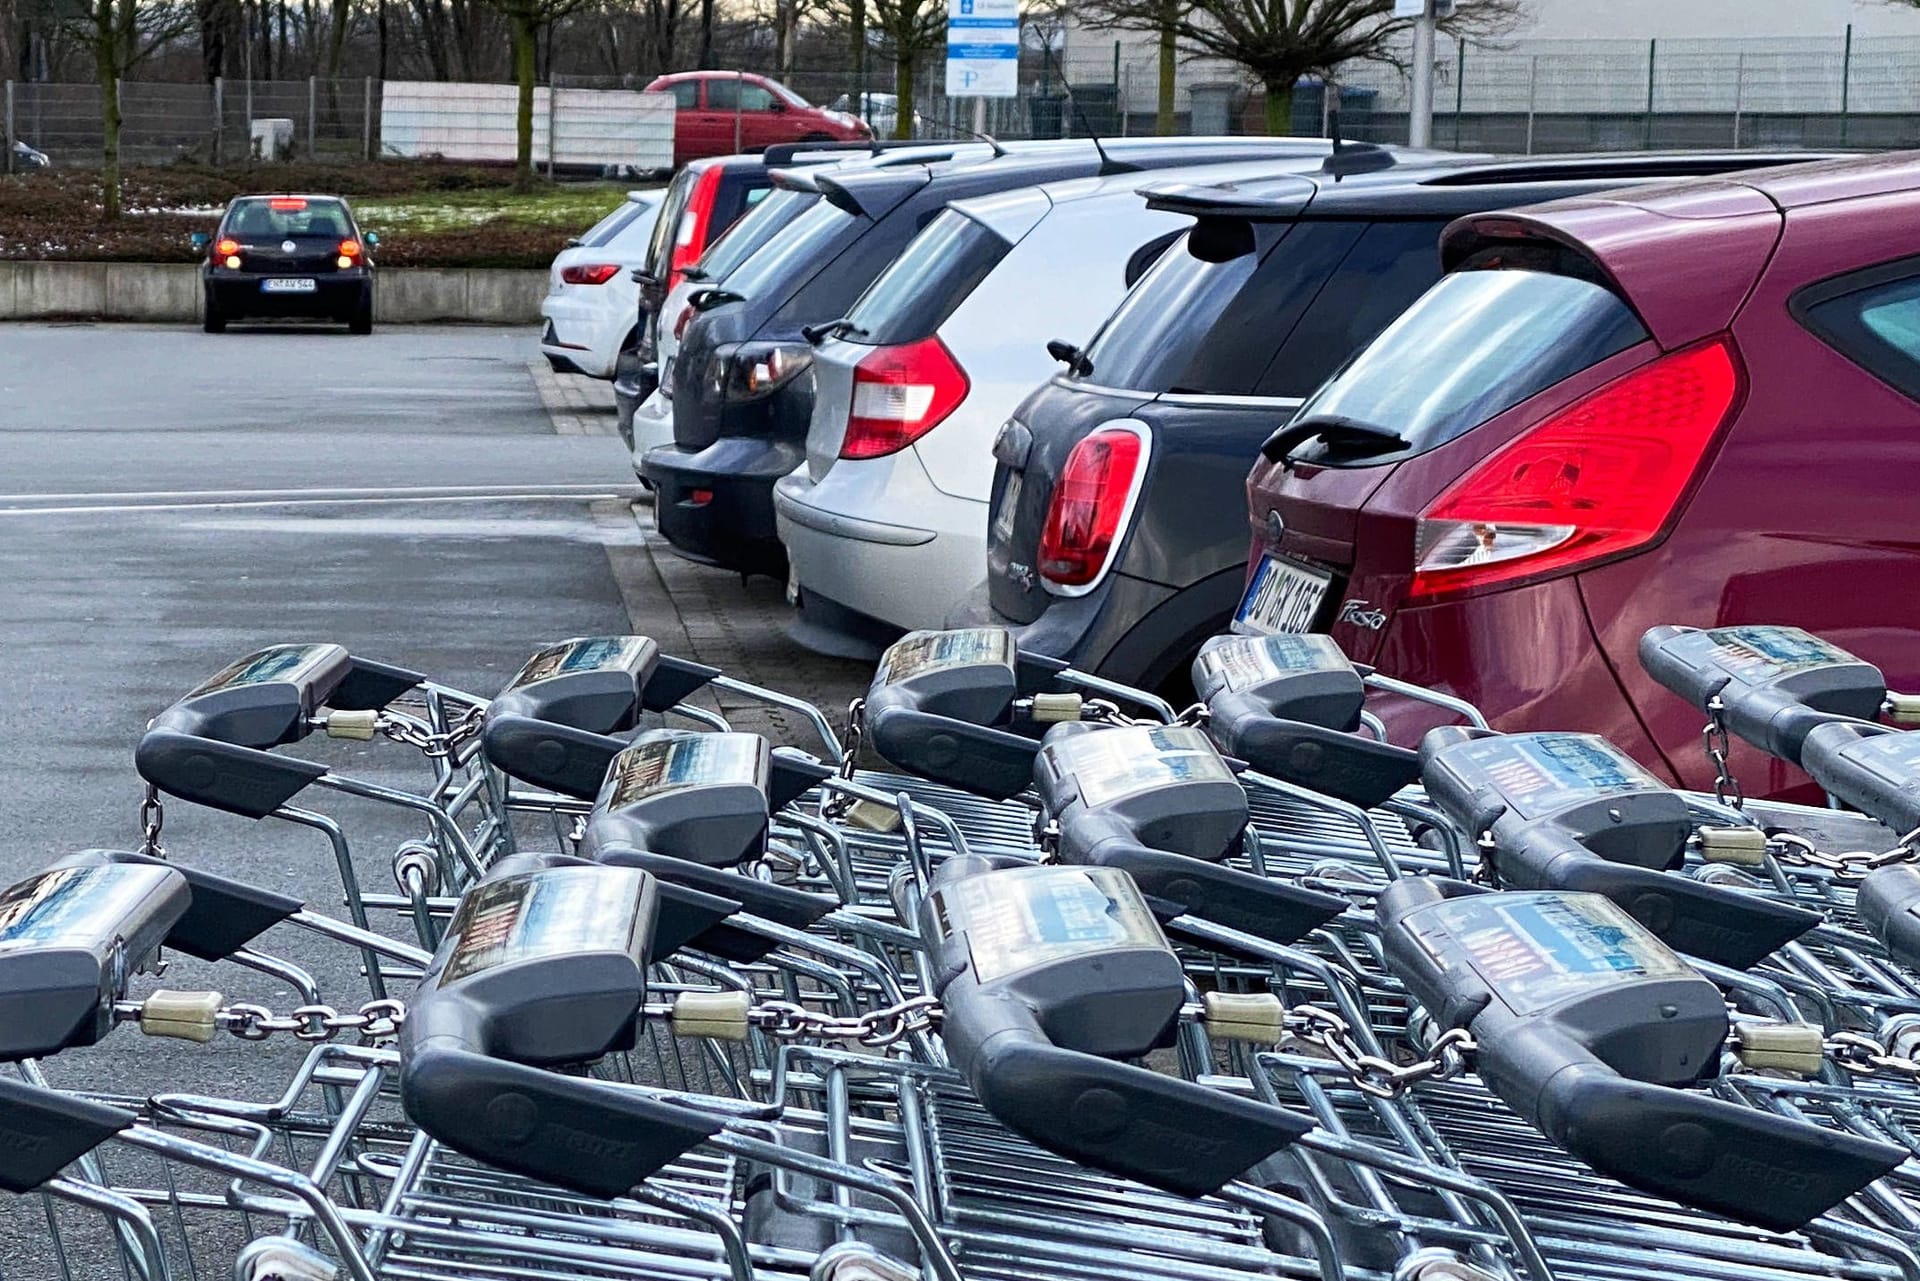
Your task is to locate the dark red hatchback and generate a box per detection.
[1243,151,1920,801]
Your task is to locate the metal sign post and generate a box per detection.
[1396,0,1452,148]
[947,0,1019,125]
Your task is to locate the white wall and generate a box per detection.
[1514,0,1920,40]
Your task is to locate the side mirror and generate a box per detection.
[365,231,380,249]
[189,232,210,252]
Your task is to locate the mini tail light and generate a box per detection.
[839,337,970,460]
[1409,336,1743,600]
[561,263,622,286]
[1036,425,1148,589]
[669,167,723,287]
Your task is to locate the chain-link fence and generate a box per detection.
[10,31,1920,171]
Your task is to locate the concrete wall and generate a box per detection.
[0,262,547,324]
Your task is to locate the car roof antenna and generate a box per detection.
[1035,31,1139,175]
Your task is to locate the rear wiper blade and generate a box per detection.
[681,266,711,282]
[1261,414,1409,466]
[800,317,868,345]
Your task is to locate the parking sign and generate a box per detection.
[946,0,1020,98]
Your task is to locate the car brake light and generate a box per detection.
[561,263,622,285]
[669,167,723,287]
[338,239,361,258]
[1036,426,1148,589]
[839,337,969,460]
[214,238,240,258]
[269,198,307,211]
[1409,337,1743,600]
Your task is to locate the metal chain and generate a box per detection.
[1470,830,1501,887]
[1702,696,1745,810]
[821,698,866,820]
[746,994,941,1048]
[1769,829,1920,881]
[1823,1029,1920,1079]
[1282,1004,1476,1099]
[376,704,486,760]
[221,998,407,1044]
[139,784,166,859]
[1172,702,1211,729]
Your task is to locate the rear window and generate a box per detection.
[225,198,352,239]
[700,188,816,282]
[1080,232,1261,393]
[845,209,1012,344]
[722,198,855,302]
[1797,265,1920,404]
[1285,268,1651,464]
[580,198,653,249]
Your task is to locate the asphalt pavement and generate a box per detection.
[0,321,867,1275]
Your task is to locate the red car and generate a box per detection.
[1242,151,1920,802]
[645,71,870,167]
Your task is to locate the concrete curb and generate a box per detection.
[0,261,548,324]
[528,359,619,436]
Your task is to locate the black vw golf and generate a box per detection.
[196,194,376,334]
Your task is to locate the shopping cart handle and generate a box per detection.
[1529,1058,1902,1231]
[0,1078,138,1194]
[136,728,329,818]
[63,850,303,963]
[1193,633,1365,730]
[1205,712,1418,809]
[1067,839,1348,953]
[400,1041,723,1200]
[150,644,354,750]
[868,706,1040,800]
[480,716,626,799]
[1037,722,1248,862]
[1803,719,1920,834]
[0,855,189,1062]
[584,731,773,867]
[1638,624,1886,767]
[638,653,722,711]
[1856,865,1920,970]
[595,847,838,964]
[966,1036,1314,1198]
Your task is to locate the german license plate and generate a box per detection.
[1233,554,1334,635]
[261,278,316,293]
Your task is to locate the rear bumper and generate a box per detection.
[627,391,676,477]
[775,462,983,639]
[639,438,800,577]
[206,272,368,318]
[539,292,630,379]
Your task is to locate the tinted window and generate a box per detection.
[1253,220,1449,397]
[645,167,700,278]
[225,197,352,239]
[1288,269,1651,463]
[846,210,1012,344]
[1080,236,1260,392]
[701,188,817,282]
[580,198,652,248]
[1800,269,1920,403]
[722,198,856,302]
[670,82,698,110]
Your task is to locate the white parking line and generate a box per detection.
[0,488,636,516]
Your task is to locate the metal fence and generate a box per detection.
[10,31,1920,171]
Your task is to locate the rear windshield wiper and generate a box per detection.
[681,266,710,282]
[1261,414,1409,467]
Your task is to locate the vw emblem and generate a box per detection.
[281,239,296,253]
[1265,509,1285,541]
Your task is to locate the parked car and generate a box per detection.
[540,189,666,379]
[642,136,1356,578]
[831,93,922,139]
[194,194,376,334]
[775,150,1357,658]
[959,149,1836,702]
[646,72,871,167]
[619,142,995,454]
[9,140,49,171]
[1235,151,1920,800]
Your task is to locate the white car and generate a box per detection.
[540,190,666,379]
[773,150,1334,657]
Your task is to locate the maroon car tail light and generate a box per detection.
[1038,425,1149,589]
[561,263,622,285]
[670,167,723,289]
[1409,336,1743,600]
[839,337,970,460]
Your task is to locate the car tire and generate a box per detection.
[202,303,226,334]
[348,291,374,335]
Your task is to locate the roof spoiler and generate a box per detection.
[813,169,928,220]
[759,138,965,167]
[1141,175,1314,220]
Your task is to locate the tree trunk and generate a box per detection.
[326,0,349,77]
[846,0,863,119]
[512,10,537,187]
[0,0,14,87]
[1155,7,1174,135]
[1263,76,1292,135]
[696,0,713,68]
[892,47,910,139]
[776,0,794,78]
[96,5,121,218]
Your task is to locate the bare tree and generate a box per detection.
[1075,0,1515,135]
[474,0,589,186]
[825,0,938,136]
[57,0,192,215]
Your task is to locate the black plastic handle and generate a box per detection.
[480,716,626,799]
[867,706,1041,800]
[1077,841,1348,954]
[0,1078,137,1193]
[1208,709,1418,809]
[1544,855,1817,969]
[135,728,328,818]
